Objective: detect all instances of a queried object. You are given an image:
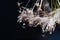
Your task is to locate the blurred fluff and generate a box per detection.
[17,0,60,34]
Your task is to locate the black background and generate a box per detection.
[0,0,15,40]
[0,0,60,40]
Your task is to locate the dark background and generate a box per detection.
[0,0,60,40]
[0,0,15,40]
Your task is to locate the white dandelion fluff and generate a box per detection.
[17,0,60,34]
